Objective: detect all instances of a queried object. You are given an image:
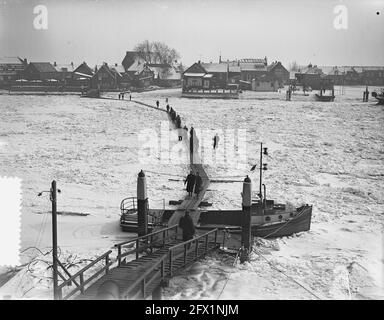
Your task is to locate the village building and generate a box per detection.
[90,63,123,90]
[294,64,334,90]
[267,61,289,85]
[0,57,27,88]
[252,74,279,92]
[182,57,287,91]
[22,62,60,81]
[238,57,268,85]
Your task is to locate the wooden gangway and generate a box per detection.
[55,225,220,300]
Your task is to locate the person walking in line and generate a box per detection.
[184,171,196,197]
[176,115,181,128]
[166,104,170,112]
[178,211,195,246]
[213,133,219,149]
[194,171,202,198]
[129,94,132,101]
[118,93,121,99]
[165,97,168,103]
[122,93,124,100]
[189,126,194,158]
[156,100,159,108]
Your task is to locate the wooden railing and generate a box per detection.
[168,229,219,277]
[124,228,220,299]
[115,224,178,266]
[57,250,113,300]
[124,254,168,300]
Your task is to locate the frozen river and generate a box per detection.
[0,87,383,299]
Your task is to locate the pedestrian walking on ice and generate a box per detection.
[184,171,196,197]
[156,100,159,108]
[213,133,219,149]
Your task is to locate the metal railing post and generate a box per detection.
[169,250,173,277]
[205,234,208,252]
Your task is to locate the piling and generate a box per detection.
[137,170,148,237]
[240,175,252,263]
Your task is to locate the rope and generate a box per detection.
[252,248,323,300]
[216,248,241,300]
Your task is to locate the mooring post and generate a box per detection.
[51,180,59,300]
[240,175,252,263]
[137,170,148,237]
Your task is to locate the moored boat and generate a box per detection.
[372,89,384,105]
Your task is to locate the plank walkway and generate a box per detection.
[68,97,216,300]
[75,238,218,300]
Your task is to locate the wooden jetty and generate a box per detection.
[55,225,220,300]
[51,96,220,300]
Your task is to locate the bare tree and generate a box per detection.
[289,61,299,72]
[134,40,180,65]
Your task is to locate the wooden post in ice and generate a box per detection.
[363,86,369,102]
[137,170,148,237]
[51,180,59,300]
[240,175,252,263]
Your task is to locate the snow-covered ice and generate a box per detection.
[0,87,383,299]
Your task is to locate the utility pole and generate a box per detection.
[51,180,59,300]
[259,143,263,202]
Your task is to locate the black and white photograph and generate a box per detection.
[0,0,383,303]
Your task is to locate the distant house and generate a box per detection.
[295,64,332,90]
[23,62,59,81]
[149,63,183,87]
[53,62,77,80]
[0,57,27,87]
[252,74,279,92]
[183,61,240,90]
[360,67,384,85]
[267,61,289,85]
[324,66,345,85]
[90,63,122,90]
[73,62,94,80]
[238,58,268,82]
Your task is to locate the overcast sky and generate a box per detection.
[1,0,383,68]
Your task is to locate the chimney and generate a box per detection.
[115,63,118,67]
[71,62,73,67]
[198,60,201,64]
[54,61,57,67]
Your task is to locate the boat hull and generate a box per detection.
[315,94,335,102]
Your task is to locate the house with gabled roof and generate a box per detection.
[90,63,123,90]
[23,62,60,81]
[0,56,27,87]
[267,61,289,85]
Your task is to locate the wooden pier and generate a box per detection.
[55,225,220,300]
[52,96,218,300]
